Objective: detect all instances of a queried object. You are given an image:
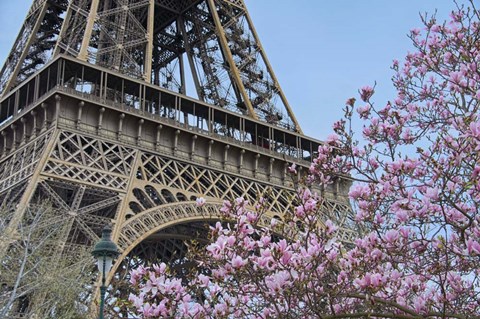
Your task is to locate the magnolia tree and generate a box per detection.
[125,1,480,318]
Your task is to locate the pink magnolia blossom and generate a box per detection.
[360,86,374,102]
[125,2,480,318]
[195,197,206,207]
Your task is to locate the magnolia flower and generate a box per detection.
[360,86,374,102]
[195,197,206,207]
[288,163,297,174]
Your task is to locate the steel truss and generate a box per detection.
[0,97,355,314]
[0,0,356,316]
[1,0,302,132]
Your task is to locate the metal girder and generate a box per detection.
[0,0,355,315]
[1,0,303,132]
[0,85,355,317]
[0,1,48,95]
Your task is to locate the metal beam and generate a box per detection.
[206,0,257,119]
[240,0,303,133]
[144,0,156,82]
[78,0,101,61]
[1,2,49,96]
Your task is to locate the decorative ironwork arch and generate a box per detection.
[110,200,276,280]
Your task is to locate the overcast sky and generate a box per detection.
[0,0,461,138]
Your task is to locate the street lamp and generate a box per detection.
[92,225,119,319]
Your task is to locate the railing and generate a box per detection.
[56,85,313,167]
[0,56,323,166]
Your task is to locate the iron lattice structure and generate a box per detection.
[0,0,356,316]
[1,0,302,132]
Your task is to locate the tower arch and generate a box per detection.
[0,0,357,317]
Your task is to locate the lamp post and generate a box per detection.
[92,225,119,319]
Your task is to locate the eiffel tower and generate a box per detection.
[0,0,355,316]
